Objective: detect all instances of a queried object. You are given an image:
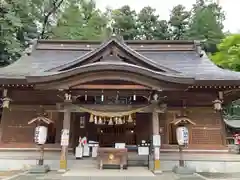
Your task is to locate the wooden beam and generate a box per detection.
[55,104,166,113]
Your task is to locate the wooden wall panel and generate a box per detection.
[1,109,35,143]
[135,113,152,144]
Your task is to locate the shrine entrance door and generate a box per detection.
[97,124,136,147]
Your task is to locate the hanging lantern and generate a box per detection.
[213,99,222,111]
[89,114,94,122]
[127,114,133,123]
[94,116,98,124]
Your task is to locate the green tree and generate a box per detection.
[0,0,34,66]
[0,0,65,66]
[186,0,225,53]
[36,0,65,39]
[50,0,108,40]
[211,34,240,71]
[111,5,138,40]
[137,6,170,40]
[169,4,190,40]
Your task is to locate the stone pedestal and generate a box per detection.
[172,165,196,175]
[29,165,50,174]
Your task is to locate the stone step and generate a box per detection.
[62,167,156,178]
[70,158,149,167]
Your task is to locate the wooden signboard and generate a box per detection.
[98,148,128,169]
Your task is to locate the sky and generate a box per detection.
[96,0,239,33]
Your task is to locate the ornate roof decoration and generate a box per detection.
[170,116,196,126]
[28,116,53,125]
[28,106,53,125]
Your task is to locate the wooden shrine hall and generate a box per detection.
[1,36,240,170]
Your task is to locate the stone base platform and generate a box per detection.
[28,165,50,174]
[62,167,154,177]
[0,151,240,173]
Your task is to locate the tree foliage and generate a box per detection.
[111,5,138,40]
[169,5,190,40]
[211,34,240,71]
[137,6,170,40]
[186,0,225,53]
[50,0,109,40]
[0,0,228,66]
[0,0,64,66]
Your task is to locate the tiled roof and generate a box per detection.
[224,118,240,128]
[141,51,240,80]
[0,38,240,83]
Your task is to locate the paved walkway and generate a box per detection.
[3,171,205,180]
[0,171,24,180]
[197,172,240,180]
[4,170,240,180]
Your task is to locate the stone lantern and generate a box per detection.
[171,112,196,175]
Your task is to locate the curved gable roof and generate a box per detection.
[47,36,179,73]
[26,62,195,85]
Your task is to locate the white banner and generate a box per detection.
[61,129,69,146]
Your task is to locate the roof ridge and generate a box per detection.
[37,39,196,45]
[46,37,179,73]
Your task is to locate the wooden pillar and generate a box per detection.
[152,109,159,135]
[152,100,161,173]
[59,107,71,172]
[0,89,8,143]
[55,112,63,144]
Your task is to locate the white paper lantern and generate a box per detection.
[176,126,189,146]
[34,126,47,145]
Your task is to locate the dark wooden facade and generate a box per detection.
[0,37,240,150]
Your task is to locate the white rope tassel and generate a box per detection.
[98,117,103,124]
[89,114,94,122]
[118,117,123,124]
[128,114,133,123]
[94,116,98,124]
[108,118,113,125]
[114,117,118,124]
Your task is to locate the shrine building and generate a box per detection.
[0,37,240,166]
